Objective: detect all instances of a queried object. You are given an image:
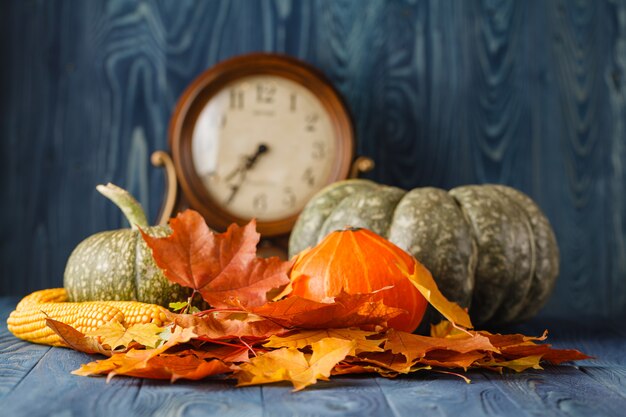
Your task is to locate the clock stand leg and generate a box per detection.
[151,150,187,225]
[349,156,375,178]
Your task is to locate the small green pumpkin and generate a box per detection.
[289,180,559,327]
[63,184,189,306]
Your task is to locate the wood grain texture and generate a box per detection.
[261,375,399,417]
[1,0,625,320]
[0,298,50,399]
[1,300,626,417]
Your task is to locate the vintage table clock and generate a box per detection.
[152,53,372,249]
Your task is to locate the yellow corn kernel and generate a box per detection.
[94,301,167,327]
[7,302,124,347]
[7,289,170,347]
[15,288,68,309]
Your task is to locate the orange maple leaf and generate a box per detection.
[384,328,498,363]
[250,291,404,329]
[73,325,197,380]
[75,351,231,381]
[46,318,111,356]
[165,310,287,341]
[141,210,293,308]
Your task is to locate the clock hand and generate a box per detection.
[223,143,270,205]
[223,143,270,182]
[225,184,241,206]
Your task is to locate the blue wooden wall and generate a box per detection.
[1,0,625,320]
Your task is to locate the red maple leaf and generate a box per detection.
[141,210,292,308]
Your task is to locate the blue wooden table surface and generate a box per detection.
[1,297,625,417]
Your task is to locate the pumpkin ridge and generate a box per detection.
[323,231,345,297]
[385,191,410,237]
[348,231,371,293]
[132,230,141,301]
[357,229,414,270]
[490,185,558,321]
[490,187,537,324]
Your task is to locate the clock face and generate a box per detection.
[190,74,337,222]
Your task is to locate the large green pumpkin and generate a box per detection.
[289,179,559,327]
[64,184,189,306]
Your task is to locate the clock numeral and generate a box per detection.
[220,115,227,128]
[230,89,244,109]
[253,193,268,212]
[256,84,276,104]
[302,167,315,187]
[305,113,319,132]
[290,93,297,112]
[311,141,326,160]
[283,187,296,209]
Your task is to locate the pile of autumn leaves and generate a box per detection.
[47,210,589,390]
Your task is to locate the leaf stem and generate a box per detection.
[195,337,248,350]
[182,291,199,315]
[194,307,246,317]
[238,337,257,357]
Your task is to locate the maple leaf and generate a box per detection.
[236,337,355,391]
[383,329,498,364]
[45,318,111,356]
[151,355,232,381]
[331,363,381,376]
[402,261,473,329]
[352,351,413,375]
[478,355,545,373]
[165,310,287,340]
[264,329,384,356]
[75,351,231,381]
[86,322,164,349]
[419,350,487,370]
[250,291,404,329]
[141,210,292,308]
[74,325,197,380]
[480,330,548,348]
[184,346,251,363]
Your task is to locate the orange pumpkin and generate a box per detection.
[288,228,428,332]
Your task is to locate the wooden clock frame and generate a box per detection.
[166,53,356,237]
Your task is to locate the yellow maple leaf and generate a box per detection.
[479,355,544,372]
[236,337,355,391]
[87,322,164,349]
[263,329,383,356]
[402,261,473,329]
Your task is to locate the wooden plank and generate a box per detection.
[0,347,142,416]
[579,366,626,401]
[375,372,533,417]
[0,298,51,400]
[129,379,263,417]
[604,0,626,316]
[261,375,400,417]
[482,366,626,416]
[537,0,618,319]
[486,318,626,415]
[506,317,626,365]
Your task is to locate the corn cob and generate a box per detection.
[7,288,168,347]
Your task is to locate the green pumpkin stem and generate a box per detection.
[96,183,150,230]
